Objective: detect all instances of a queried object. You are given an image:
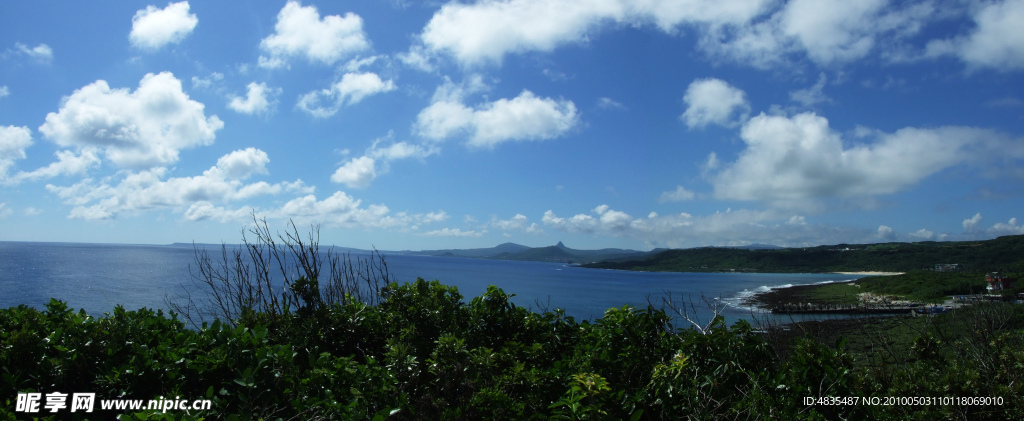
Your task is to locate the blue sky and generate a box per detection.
[1,0,1023,250]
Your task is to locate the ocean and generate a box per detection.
[0,241,862,326]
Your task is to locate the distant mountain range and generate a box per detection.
[407,241,659,264]
[178,240,785,266]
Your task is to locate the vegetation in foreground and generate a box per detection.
[1,218,1022,420]
[1,285,1023,420]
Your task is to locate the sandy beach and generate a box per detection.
[833,271,904,276]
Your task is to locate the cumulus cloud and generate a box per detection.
[271,191,442,230]
[908,228,935,240]
[228,82,279,115]
[659,186,695,203]
[297,72,395,118]
[416,80,578,148]
[542,205,878,248]
[0,86,9,97]
[962,213,1024,237]
[990,217,1024,235]
[15,150,101,182]
[331,156,377,188]
[331,137,438,188]
[417,0,771,66]
[963,212,983,233]
[681,78,749,129]
[700,0,935,68]
[709,112,1024,203]
[14,43,53,63]
[413,0,949,70]
[38,72,223,169]
[493,213,529,231]
[876,225,895,240]
[925,0,1024,71]
[129,1,198,50]
[45,148,307,220]
[259,1,370,69]
[0,126,33,181]
[492,213,545,234]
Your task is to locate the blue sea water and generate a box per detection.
[0,241,862,326]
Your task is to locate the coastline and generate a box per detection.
[740,282,849,311]
[832,271,904,276]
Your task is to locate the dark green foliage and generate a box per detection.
[856,271,988,302]
[2,282,1022,419]
[587,234,1024,273]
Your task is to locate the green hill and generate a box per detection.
[584,235,1024,273]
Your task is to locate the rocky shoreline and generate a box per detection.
[741,279,931,314]
[740,282,849,311]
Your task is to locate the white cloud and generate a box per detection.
[228,82,279,115]
[183,201,249,222]
[331,156,377,188]
[597,97,625,110]
[0,126,33,181]
[417,0,771,66]
[659,185,695,203]
[493,213,529,231]
[15,149,101,182]
[779,0,887,65]
[416,82,578,148]
[542,204,634,234]
[191,72,224,90]
[709,112,1024,203]
[700,0,936,68]
[908,228,935,240]
[0,86,9,97]
[0,203,11,219]
[542,205,877,248]
[990,217,1024,235]
[215,148,270,180]
[129,1,198,50]
[397,45,437,72]
[23,207,42,216]
[425,228,486,237]
[38,72,223,169]
[925,0,1024,71]
[963,212,983,232]
[272,191,418,229]
[961,213,1024,237]
[297,72,395,118]
[45,148,303,220]
[14,43,53,63]
[331,138,438,188]
[681,78,749,129]
[789,73,831,107]
[259,1,370,69]
[877,225,895,240]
